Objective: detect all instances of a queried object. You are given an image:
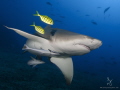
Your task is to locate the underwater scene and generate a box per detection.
[0,0,120,90]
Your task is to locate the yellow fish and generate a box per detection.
[33,11,53,25]
[30,22,45,34]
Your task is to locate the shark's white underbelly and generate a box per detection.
[25,39,90,56]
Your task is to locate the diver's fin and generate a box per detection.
[4,26,47,43]
[50,57,73,85]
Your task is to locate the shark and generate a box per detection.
[4,25,102,85]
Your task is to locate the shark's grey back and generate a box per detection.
[36,25,94,42]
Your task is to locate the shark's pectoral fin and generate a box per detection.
[50,57,73,85]
[4,26,47,43]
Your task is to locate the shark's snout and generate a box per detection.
[90,39,102,50]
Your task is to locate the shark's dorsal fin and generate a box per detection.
[44,25,52,30]
[34,25,58,41]
[50,57,73,85]
[34,25,53,40]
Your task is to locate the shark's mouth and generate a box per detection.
[79,44,91,51]
[74,43,91,51]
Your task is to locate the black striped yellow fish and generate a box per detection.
[33,11,53,25]
[30,22,45,34]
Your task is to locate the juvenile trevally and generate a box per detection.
[46,2,52,6]
[28,57,45,67]
[33,11,53,25]
[30,22,44,34]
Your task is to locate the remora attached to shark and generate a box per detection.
[4,25,102,85]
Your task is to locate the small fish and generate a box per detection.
[85,14,90,16]
[91,21,97,25]
[30,22,44,34]
[33,11,53,25]
[28,57,45,67]
[97,7,101,8]
[46,2,52,6]
[104,7,110,14]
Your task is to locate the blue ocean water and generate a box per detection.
[0,0,120,90]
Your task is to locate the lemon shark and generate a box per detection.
[4,25,102,85]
